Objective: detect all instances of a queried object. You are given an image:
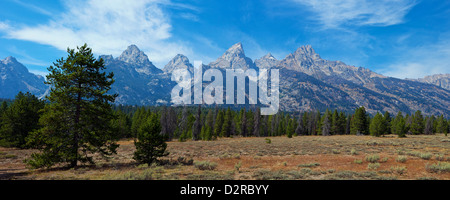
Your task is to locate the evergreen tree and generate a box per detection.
[247,109,254,136]
[392,111,407,138]
[131,107,150,138]
[111,110,132,139]
[436,115,448,134]
[351,107,368,135]
[261,115,269,137]
[383,111,392,134]
[214,109,224,138]
[321,113,331,136]
[337,112,347,135]
[240,108,247,137]
[203,110,214,140]
[160,106,169,139]
[133,112,168,164]
[405,114,412,134]
[221,108,232,137]
[331,109,339,135]
[26,44,118,168]
[167,107,177,140]
[0,92,44,148]
[424,116,433,135]
[178,106,189,141]
[253,108,260,137]
[345,114,351,135]
[295,113,304,136]
[369,112,386,137]
[315,110,321,135]
[192,105,202,141]
[287,117,295,138]
[410,110,424,135]
[271,114,278,136]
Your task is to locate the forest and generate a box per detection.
[0,44,449,170]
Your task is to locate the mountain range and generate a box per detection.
[1,43,449,117]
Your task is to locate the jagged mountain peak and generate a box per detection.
[209,42,255,70]
[2,56,19,65]
[255,53,279,69]
[262,53,277,60]
[294,45,321,60]
[118,45,151,66]
[163,54,193,74]
[116,45,162,75]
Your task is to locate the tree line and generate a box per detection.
[0,44,449,169]
[2,91,449,148]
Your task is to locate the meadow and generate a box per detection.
[0,134,449,180]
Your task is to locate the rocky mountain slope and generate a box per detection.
[413,74,450,90]
[1,43,449,116]
[0,56,48,99]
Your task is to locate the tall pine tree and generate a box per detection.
[26,44,118,168]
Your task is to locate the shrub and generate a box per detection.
[350,148,358,155]
[265,138,271,144]
[234,161,242,172]
[426,162,450,173]
[368,163,380,170]
[297,163,320,168]
[194,161,218,170]
[396,156,407,163]
[332,149,340,154]
[354,159,363,164]
[365,154,380,163]
[252,169,289,180]
[419,153,432,160]
[391,166,407,175]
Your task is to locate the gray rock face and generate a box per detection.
[276,46,449,116]
[0,56,48,99]
[255,53,279,69]
[209,42,256,70]
[117,45,162,75]
[414,74,450,90]
[1,43,449,117]
[100,46,172,106]
[163,54,194,74]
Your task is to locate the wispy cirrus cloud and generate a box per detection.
[292,0,418,29]
[10,0,53,16]
[2,0,193,67]
[377,34,450,79]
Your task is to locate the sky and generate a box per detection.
[0,0,449,79]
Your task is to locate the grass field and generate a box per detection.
[0,135,449,180]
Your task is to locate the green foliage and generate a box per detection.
[369,112,386,137]
[26,44,119,169]
[221,108,232,137]
[0,92,44,148]
[133,113,169,164]
[410,110,424,135]
[436,115,448,134]
[351,107,369,135]
[111,110,132,138]
[426,162,450,173]
[194,161,218,170]
[365,154,380,163]
[392,111,407,138]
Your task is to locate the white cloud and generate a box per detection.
[3,0,192,67]
[293,0,417,29]
[377,37,450,79]
[11,0,53,16]
[0,22,10,31]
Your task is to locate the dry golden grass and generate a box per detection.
[0,135,449,180]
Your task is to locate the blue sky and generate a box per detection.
[0,0,449,79]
